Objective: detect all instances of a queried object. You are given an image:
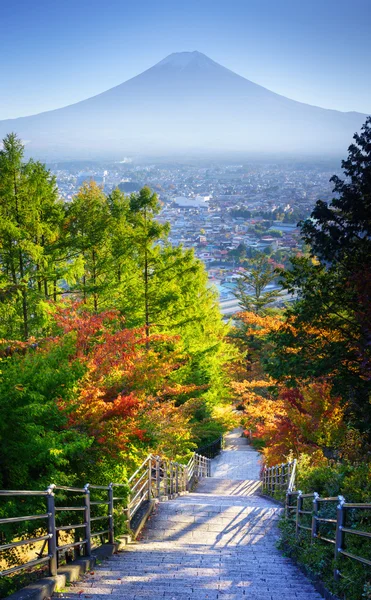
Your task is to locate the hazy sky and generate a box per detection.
[1,0,370,120]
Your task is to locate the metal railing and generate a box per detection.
[196,436,224,459]
[261,459,297,497]
[262,460,371,587]
[0,451,211,580]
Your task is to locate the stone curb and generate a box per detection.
[6,544,117,600]
[131,498,156,539]
[288,554,341,600]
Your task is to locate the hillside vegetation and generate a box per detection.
[1,119,371,598]
[233,118,371,599]
[0,133,236,493]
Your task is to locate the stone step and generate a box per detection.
[53,429,322,600]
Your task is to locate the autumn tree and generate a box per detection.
[256,382,347,466]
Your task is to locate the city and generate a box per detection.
[52,158,338,314]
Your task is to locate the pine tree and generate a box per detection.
[127,186,169,337]
[67,182,113,311]
[301,116,371,265]
[268,118,371,434]
[0,134,61,339]
[234,254,281,314]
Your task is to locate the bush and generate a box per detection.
[280,457,371,600]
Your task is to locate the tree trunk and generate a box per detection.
[19,250,28,340]
[13,171,28,340]
[92,248,98,312]
[144,243,149,347]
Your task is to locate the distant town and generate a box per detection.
[51,158,338,315]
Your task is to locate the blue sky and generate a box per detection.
[1,0,370,119]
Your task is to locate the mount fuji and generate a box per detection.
[0,51,367,159]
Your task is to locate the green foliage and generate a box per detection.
[301,117,371,266]
[234,120,371,599]
[266,118,371,434]
[279,455,371,600]
[0,135,235,596]
[0,133,65,339]
[268,229,283,238]
[234,253,282,313]
[0,336,90,490]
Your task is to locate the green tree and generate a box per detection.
[0,134,62,339]
[301,116,371,265]
[67,182,112,311]
[127,186,169,336]
[267,118,371,434]
[268,229,283,238]
[0,337,89,490]
[235,254,282,313]
[228,243,247,264]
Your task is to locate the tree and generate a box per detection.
[269,229,283,238]
[128,187,169,338]
[67,182,113,311]
[0,332,90,489]
[234,254,282,313]
[228,243,247,264]
[0,134,62,339]
[301,116,371,265]
[255,382,346,466]
[267,119,371,434]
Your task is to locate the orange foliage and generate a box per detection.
[233,311,348,467]
[257,382,346,466]
[237,311,284,337]
[54,303,196,458]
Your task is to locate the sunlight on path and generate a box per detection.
[55,429,322,600]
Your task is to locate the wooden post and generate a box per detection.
[164,460,168,496]
[285,492,291,519]
[84,484,91,556]
[156,457,161,498]
[169,462,173,497]
[148,458,152,501]
[175,464,179,494]
[267,467,271,494]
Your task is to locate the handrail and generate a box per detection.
[262,459,371,590]
[0,449,212,581]
[261,459,297,497]
[196,435,223,459]
[128,455,152,485]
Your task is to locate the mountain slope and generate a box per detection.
[0,51,367,159]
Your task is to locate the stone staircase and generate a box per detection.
[55,430,323,599]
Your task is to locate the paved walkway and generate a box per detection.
[55,430,322,599]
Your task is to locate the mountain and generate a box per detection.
[0,51,367,159]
